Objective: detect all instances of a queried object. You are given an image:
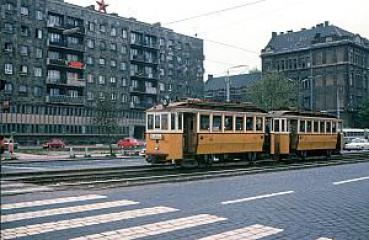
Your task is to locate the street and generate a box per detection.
[1,162,369,239]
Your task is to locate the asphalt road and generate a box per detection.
[1,162,369,239]
[1,157,148,174]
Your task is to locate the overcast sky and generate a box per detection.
[67,0,369,79]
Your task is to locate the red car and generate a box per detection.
[117,138,144,149]
[43,138,65,149]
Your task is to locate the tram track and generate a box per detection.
[2,152,369,194]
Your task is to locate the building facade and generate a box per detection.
[0,0,204,144]
[204,73,261,102]
[261,21,369,127]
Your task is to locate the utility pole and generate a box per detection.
[224,65,248,103]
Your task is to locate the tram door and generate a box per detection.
[183,113,196,154]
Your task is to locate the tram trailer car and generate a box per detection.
[145,100,343,165]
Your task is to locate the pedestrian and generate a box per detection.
[8,139,14,155]
[0,136,5,160]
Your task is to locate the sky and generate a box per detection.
[66,0,369,80]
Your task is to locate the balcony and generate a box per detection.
[46,78,86,87]
[46,95,85,105]
[47,59,85,70]
[130,72,158,80]
[130,40,159,49]
[47,21,86,35]
[129,102,154,110]
[130,55,159,65]
[47,40,85,52]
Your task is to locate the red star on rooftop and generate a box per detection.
[96,0,109,13]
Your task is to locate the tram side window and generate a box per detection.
[320,121,325,133]
[200,115,210,130]
[274,119,280,132]
[326,121,331,133]
[224,116,233,131]
[147,114,154,130]
[306,121,312,133]
[332,122,337,133]
[161,114,168,130]
[212,115,222,131]
[246,117,254,131]
[281,119,286,132]
[155,115,160,129]
[313,121,319,133]
[236,116,244,131]
[299,120,306,133]
[170,113,176,130]
[178,113,183,130]
[256,117,263,131]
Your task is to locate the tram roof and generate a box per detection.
[147,99,267,113]
[269,110,338,119]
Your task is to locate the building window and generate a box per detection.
[87,74,94,83]
[67,72,79,81]
[33,86,42,97]
[111,27,117,36]
[35,48,43,58]
[99,58,105,65]
[111,93,117,101]
[35,29,43,39]
[34,67,42,77]
[110,43,117,50]
[21,26,29,36]
[100,24,106,32]
[20,6,29,16]
[19,85,27,93]
[122,78,127,86]
[48,70,61,81]
[121,94,128,102]
[99,92,105,100]
[120,62,126,71]
[4,3,14,11]
[20,46,29,56]
[100,41,106,49]
[49,33,61,43]
[159,83,165,91]
[120,45,127,54]
[5,64,13,75]
[110,77,116,83]
[4,83,13,93]
[87,91,94,100]
[88,22,95,31]
[122,29,128,38]
[20,65,28,75]
[4,23,13,33]
[86,56,94,65]
[111,60,117,67]
[98,75,105,84]
[87,39,94,48]
[4,43,13,52]
[36,10,43,20]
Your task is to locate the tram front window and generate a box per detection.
[147,114,154,130]
[161,114,168,130]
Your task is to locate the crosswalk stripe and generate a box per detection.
[1,195,107,210]
[70,214,227,240]
[2,199,139,223]
[1,206,178,239]
[198,224,283,240]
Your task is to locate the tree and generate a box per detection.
[249,71,298,111]
[357,100,369,128]
[93,99,120,156]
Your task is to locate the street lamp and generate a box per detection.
[225,65,248,102]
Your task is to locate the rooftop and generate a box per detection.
[205,72,262,92]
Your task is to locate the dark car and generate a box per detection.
[43,138,65,149]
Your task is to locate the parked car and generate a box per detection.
[43,138,65,149]
[344,138,369,150]
[117,138,145,149]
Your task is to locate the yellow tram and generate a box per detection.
[145,99,343,165]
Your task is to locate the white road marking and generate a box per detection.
[221,191,294,205]
[198,224,283,240]
[316,238,334,240]
[2,199,139,223]
[1,194,106,210]
[70,214,226,240]
[1,206,178,239]
[333,176,369,185]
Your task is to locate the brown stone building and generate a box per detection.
[261,21,369,127]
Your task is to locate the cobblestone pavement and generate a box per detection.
[1,162,369,239]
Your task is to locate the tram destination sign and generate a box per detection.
[150,133,163,140]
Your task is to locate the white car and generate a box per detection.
[344,138,369,150]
